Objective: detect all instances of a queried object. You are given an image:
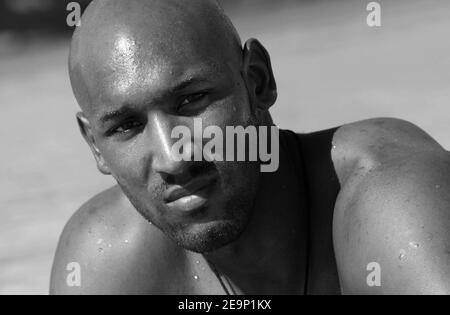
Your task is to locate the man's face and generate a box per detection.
[84,33,262,253]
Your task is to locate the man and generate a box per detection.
[50,0,450,295]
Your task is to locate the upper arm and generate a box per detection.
[49,203,125,295]
[50,206,94,295]
[50,188,186,295]
[333,118,450,294]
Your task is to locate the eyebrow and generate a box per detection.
[99,106,135,125]
[169,77,212,94]
[97,76,214,124]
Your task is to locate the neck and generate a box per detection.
[204,132,309,294]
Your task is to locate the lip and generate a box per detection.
[164,172,218,214]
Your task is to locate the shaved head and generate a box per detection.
[69,0,242,115]
[69,0,278,253]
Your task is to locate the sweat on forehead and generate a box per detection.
[69,0,242,115]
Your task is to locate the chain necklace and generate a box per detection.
[207,259,237,295]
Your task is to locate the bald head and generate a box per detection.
[69,0,242,115]
[69,0,278,254]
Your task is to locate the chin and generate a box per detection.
[170,219,246,254]
[166,190,257,253]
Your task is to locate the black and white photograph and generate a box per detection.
[1,0,450,297]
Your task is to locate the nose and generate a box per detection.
[147,113,198,182]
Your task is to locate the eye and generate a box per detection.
[113,120,142,134]
[179,93,207,108]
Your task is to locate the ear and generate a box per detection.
[76,112,111,175]
[241,38,278,115]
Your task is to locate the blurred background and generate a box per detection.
[0,0,449,294]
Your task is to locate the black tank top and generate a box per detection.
[281,128,342,295]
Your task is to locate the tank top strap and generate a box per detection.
[280,127,342,295]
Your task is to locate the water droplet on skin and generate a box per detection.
[195,260,200,264]
[108,244,112,248]
[97,239,103,245]
[399,249,406,260]
[332,145,337,150]
[193,275,199,280]
[409,242,419,249]
[124,240,129,244]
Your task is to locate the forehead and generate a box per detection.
[85,29,232,117]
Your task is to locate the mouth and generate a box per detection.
[163,171,218,214]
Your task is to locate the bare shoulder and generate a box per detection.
[50,185,185,294]
[331,117,450,294]
[331,117,446,183]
